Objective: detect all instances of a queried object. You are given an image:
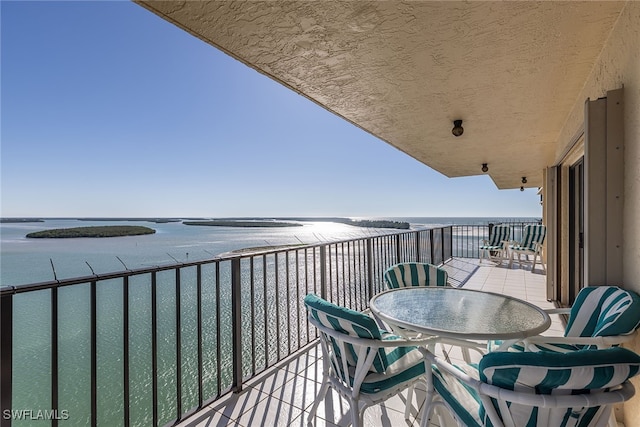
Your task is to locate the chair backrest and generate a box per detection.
[565,286,640,339]
[383,262,448,289]
[304,293,388,374]
[487,224,511,247]
[478,347,640,426]
[519,224,546,251]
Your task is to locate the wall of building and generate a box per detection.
[554,2,640,424]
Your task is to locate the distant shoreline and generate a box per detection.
[0,218,45,223]
[183,220,302,228]
[2,217,412,230]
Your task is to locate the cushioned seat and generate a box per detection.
[304,293,432,427]
[422,346,640,427]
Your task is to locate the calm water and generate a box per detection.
[0,218,392,286]
[1,217,536,426]
[0,217,533,286]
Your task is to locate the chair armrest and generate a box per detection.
[523,333,637,350]
[544,307,571,315]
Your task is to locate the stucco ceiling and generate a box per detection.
[136,1,625,189]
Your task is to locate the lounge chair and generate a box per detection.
[509,224,546,272]
[479,224,511,264]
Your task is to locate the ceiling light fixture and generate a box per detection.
[520,176,527,191]
[481,163,488,173]
[452,119,464,137]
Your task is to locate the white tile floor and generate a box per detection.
[177,258,564,427]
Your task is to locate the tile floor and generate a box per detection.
[177,258,564,427]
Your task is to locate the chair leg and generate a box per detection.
[351,397,362,427]
[538,251,546,273]
[307,379,330,426]
[607,408,617,427]
[405,385,414,420]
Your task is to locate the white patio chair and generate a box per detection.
[479,224,511,264]
[304,293,434,427]
[383,262,449,289]
[522,285,640,352]
[420,345,640,427]
[509,224,546,272]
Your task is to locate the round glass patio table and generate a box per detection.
[370,287,551,341]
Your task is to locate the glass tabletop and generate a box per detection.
[370,287,551,340]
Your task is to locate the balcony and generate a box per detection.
[174,258,560,427]
[0,223,550,427]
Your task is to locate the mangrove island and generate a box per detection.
[26,225,156,238]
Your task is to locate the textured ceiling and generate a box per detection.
[136,1,625,189]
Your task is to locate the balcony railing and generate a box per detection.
[0,222,536,426]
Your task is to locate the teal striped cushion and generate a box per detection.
[494,286,640,353]
[478,348,640,426]
[304,293,388,373]
[383,262,448,289]
[432,363,483,427]
[512,224,546,252]
[358,333,426,394]
[480,225,511,249]
[565,286,640,339]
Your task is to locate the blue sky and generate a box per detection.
[1,1,542,219]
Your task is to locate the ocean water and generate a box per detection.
[1,216,538,426]
[0,217,534,286]
[0,218,388,286]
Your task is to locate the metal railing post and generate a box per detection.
[416,232,421,263]
[231,258,243,393]
[91,281,97,427]
[52,287,59,427]
[395,234,401,263]
[366,239,374,300]
[174,269,182,418]
[441,228,445,264]
[429,229,435,264]
[122,277,130,427]
[320,245,327,300]
[1,288,13,427]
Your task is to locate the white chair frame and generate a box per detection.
[419,346,636,427]
[509,240,545,272]
[519,306,639,351]
[307,314,435,427]
[479,225,511,264]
